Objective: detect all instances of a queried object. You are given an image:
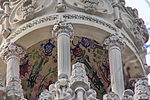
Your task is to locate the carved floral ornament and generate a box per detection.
[9,0,54,26]
[65,0,113,15]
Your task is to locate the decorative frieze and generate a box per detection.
[7,13,117,41]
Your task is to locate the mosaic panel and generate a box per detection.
[20,36,110,100]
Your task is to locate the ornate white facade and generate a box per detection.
[0,0,149,100]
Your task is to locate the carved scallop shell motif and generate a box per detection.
[9,0,54,27]
[65,0,113,15]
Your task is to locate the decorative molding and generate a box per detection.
[7,13,117,41]
[62,14,117,32]
[8,15,59,40]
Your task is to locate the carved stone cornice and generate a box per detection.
[0,41,26,62]
[52,20,74,38]
[103,34,125,50]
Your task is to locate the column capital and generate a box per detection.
[0,41,26,62]
[103,34,125,50]
[52,20,74,38]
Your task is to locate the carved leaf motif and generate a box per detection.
[9,0,54,27]
[65,0,113,15]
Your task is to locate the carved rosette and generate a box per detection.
[134,78,150,100]
[0,41,26,62]
[103,34,125,50]
[103,92,120,100]
[52,20,74,38]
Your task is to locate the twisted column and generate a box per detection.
[52,20,74,79]
[0,41,26,99]
[104,34,125,98]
